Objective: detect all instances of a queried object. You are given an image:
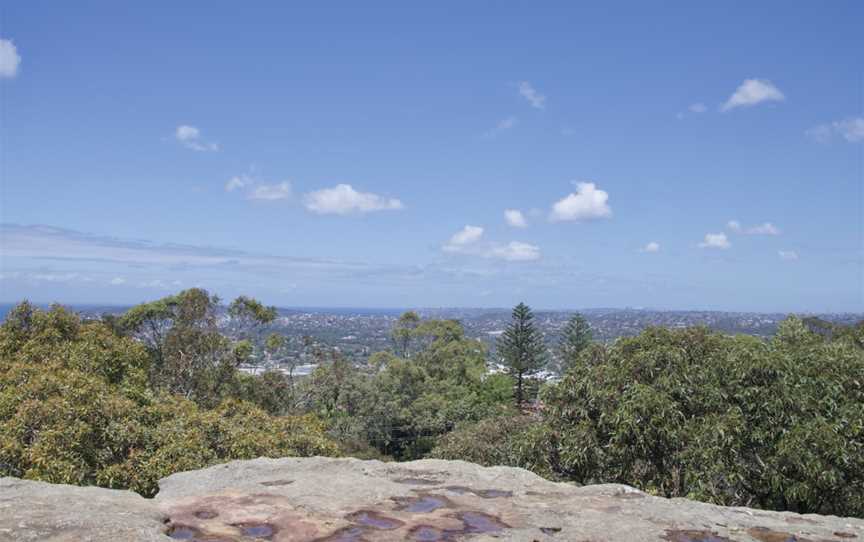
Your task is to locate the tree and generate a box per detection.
[227,296,277,340]
[542,319,864,517]
[119,289,272,407]
[391,311,421,357]
[557,313,593,373]
[497,303,546,407]
[0,302,338,497]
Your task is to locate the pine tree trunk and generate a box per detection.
[516,370,524,407]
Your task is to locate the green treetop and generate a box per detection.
[557,313,593,373]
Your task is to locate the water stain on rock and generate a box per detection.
[259,479,294,487]
[232,522,276,539]
[166,524,231,541]
[442,485,512,498]
[193,510,218,519]
[456,511,509,534]
[345,510,405,530]
[662,529,734,542]
[475,489,513,498]
[405,513,509,541]
[408,525,447,541]
[393,494,452,513]
[748,527,813,542]
[167,525,200,540]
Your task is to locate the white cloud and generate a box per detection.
[721,79,785,112]
[748,222,781,235]
[518,81,546,109]
[504,209,527,228]
[109,277,126,285]
[807,117,864,144]
[443,225,484,252]
[304,184,403,215]
[226,174,254,192]
[698,232,731,249]
[484,116,518,138]
[688,103,707,113]
[550,182,612,222]
[486,241,541,262]
[727,220,780,235]
[778,250,799,261]
[640,241,661,253]
[174,124,220,152]
[248,181,292,201]
[0,38,21,78]
[441,225,540,262]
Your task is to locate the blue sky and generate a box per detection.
[0,1,862,312]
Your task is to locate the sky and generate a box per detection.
[0,1,862,312]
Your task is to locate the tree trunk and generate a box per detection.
[516,371,524,407]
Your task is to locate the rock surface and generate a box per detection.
[2,457,863,541]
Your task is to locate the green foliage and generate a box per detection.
[392,310,421,357]
[6,294,861,519]
[119,289,279,408]
[0,302,338,497]
[542,319,864,517]
[301,317,511,460]
[557,313,592,373]
[431,415,557,480]
[497,303,547,406]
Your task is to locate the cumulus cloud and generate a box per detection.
[550,182,612,222]
[518,81,546,109]
[442,225,539,262]
[721,79,785,112]
[443,225,484,253]
[174,124,220,152]
[0,38,21,78]
[698,232,731,249]
[504,209,527,228]
[225,174,254,192]
[778,250,799,261]
[727,220,780,235]
[486,241,541,262]
[807,117,864,144]
[640,241,660,253]
[304,184,403,215]
[248,181,292,201]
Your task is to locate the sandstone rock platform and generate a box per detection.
[2,457,862,541]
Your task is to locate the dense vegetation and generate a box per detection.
[1,290,862,518]
[0,294,335,496]
[435,318,864,517]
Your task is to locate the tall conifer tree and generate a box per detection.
[497,302,546,407]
